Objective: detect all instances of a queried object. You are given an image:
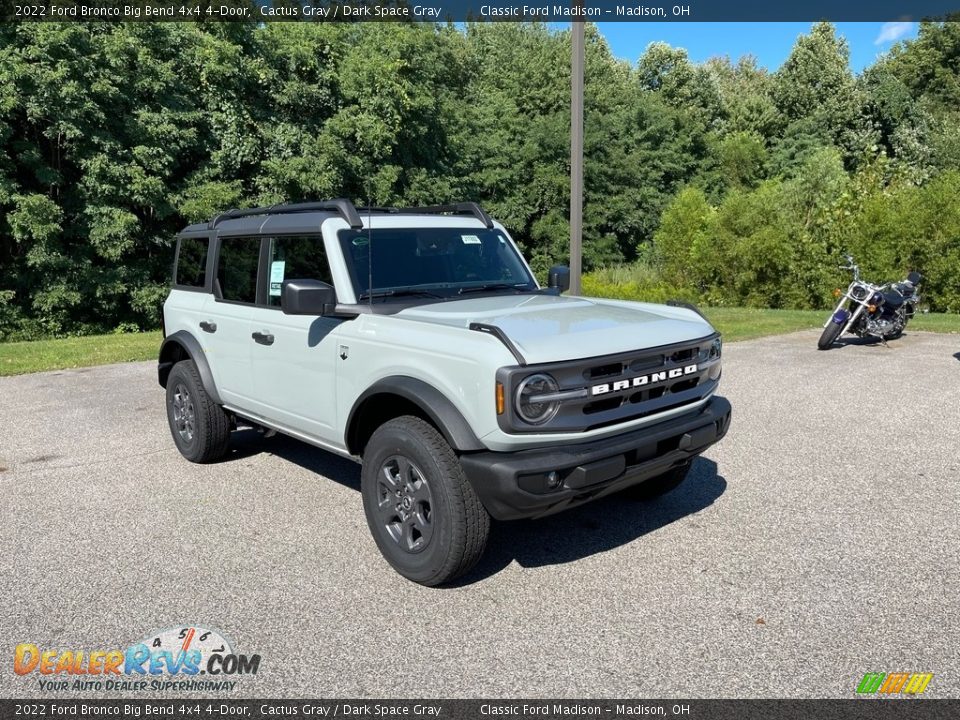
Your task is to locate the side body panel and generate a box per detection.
[245,307,344,442]
[200,295,255,406]
[332,314,515,452]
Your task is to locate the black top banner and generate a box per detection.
[5,0,960,22]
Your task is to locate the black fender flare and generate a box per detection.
[157,330,222,405]
[346,376,484,455]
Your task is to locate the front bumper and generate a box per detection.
[460,395,731,520]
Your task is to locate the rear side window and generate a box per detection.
[175,237,209,288]
[216,237,261,304]
[266,235,333,307]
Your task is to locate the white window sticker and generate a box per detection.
[462,234,482,245]
[269,261,285,296]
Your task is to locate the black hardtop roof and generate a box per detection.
[177,199,493,237]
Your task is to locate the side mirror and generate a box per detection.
[281,279,337,316]
[547,265,570,293]
[907,271,922,285]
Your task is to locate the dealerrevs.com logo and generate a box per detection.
[14,626,260,692]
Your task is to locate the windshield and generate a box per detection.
[338,227,537,300]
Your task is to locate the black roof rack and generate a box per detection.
[209,199,364,230]
[207,199,494,230]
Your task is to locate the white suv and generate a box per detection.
[159,200,730,585]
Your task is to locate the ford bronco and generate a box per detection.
[159,200,731,585]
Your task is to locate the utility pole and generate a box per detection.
[569,19,584,296]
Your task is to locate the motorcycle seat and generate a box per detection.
[883,291,906,308]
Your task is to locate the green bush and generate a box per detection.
[607,167,960,313]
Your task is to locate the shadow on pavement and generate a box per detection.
[220,428,362,492]
[220,430,726,585]
[454,457,726,585]
[831,335,885,349]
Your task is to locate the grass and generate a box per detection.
[0,331,163,377]
[703,307,960,342]
[700,308,826,342]
[1,306,959,377]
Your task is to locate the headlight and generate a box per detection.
[851,285,868,300]
[709,338,723,380]
[514,373,560,425]
[699,337,722,362]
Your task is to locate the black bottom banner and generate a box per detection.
[2,700,958,720]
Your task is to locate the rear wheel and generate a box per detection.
[361,416,490,586]
[165,359,231,463]
[818,321,842,350]
[623,461,691,500]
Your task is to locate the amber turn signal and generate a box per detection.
[496,382,505,415]
[833,288,842,298]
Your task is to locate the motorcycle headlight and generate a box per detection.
[514,373,560,425]
[851,286,868,300]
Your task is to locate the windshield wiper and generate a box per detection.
[458,283,528,295]
[358,288,444,300]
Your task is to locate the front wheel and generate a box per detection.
[361,416,490,586]
[818,321,843,350]
[165,359,231,463]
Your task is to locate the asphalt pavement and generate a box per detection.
[1,330,958,699]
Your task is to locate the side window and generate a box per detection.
[216,237,261,304]
[266,236,333,307]
[175,237,209,288]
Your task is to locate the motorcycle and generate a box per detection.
[818,255,922,350]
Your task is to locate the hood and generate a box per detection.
[396,294,715,364]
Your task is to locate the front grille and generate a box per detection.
[496,334,721,434]
[586,362,622,380]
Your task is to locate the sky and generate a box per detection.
[593,22,920,73]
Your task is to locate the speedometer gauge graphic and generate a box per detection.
[133,626,233,668]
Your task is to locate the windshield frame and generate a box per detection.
[337,226,539,302]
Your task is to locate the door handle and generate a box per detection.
[199,321,217,333]
[252,331,275,346]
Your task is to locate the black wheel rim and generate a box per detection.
[375,455,434,554]
[171,383,196,444]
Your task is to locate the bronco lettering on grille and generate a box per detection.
[590,363,698,396]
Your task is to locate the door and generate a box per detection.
[202,235,262,407]
[246,234,342,442]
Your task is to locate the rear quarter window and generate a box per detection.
[175,237,210,288]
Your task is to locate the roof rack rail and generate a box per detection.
[393,202,494,228]
[209,199,363,230]
[207,199,495,230]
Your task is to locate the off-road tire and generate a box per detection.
[818,322,842,350]
[165,359,231,463]
[623,461,691,501]
[361,416,490,586]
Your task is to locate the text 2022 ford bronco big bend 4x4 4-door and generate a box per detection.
[159,200,731,585]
